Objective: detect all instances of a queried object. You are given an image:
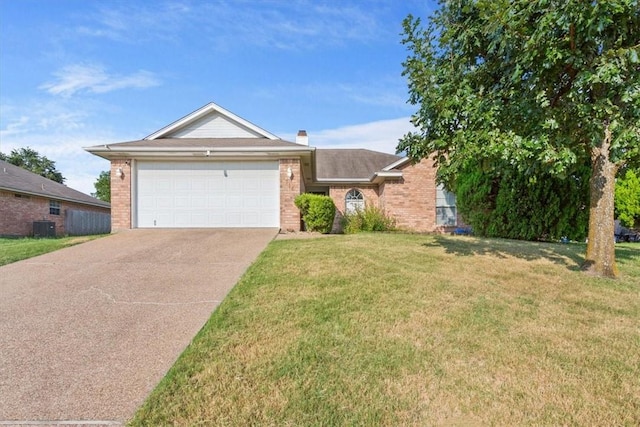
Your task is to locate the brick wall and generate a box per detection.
[0,189,109,237]
[110,160,132,231]
[280,159,302,232]
[380,158,439,232]
[328,185,380,233]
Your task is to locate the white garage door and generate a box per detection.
[136,161,279,228]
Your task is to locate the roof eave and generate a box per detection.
[0,186,110,209]
[371,171,403,184]
[381,156,411,171]
[84,145,315,160]
[314,170,403,185]
[314,178,373,184]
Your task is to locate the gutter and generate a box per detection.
[314,170,403,185]
[84,145,315,160]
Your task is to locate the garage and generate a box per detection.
[136,161,279,228]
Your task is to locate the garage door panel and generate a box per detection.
[191,197,207,209]
[137,161,279,228]
[156,197,174,209]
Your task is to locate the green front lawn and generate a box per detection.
[130,234,639,426]
[0,235,103,266]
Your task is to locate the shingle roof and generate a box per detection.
[315,149,402,180]
[0,160,110,208]
[102,137,303,149]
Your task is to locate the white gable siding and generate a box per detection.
[167,112,263,138]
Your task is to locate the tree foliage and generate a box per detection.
[615,168,640,228]
[400,0,640,277]
[456,158,590,241]
[92,170,111,202]
[0,147,65,183]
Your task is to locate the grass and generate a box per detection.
[0,235,104,266]
[130,234,640,426]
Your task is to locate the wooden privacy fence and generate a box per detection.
[64,209,111,236]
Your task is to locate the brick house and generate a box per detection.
[0,160,111,237]
[85,102,459,233]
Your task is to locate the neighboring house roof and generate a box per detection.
[0,160,110,208]
[314,149,403,182]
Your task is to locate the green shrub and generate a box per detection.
[455,157,590,241]
[615,168,640,228]
[342,205,397,234]
[294,193,313,216]
[294,194,336,233]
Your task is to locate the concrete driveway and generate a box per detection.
[0,228,277,426]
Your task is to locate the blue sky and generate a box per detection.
[0,0,437,195]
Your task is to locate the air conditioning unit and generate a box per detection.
[33,221,56,238]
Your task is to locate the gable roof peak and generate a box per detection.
[144,101,280,141]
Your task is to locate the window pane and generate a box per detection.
[436,184,456,206]
[49,200,61,215]
[345,189,364,214]
[346,199,364,214]
[436,206,456,225]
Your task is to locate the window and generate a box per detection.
[436,184,456,226]
[345,189,364,214]
[49,200,61,215]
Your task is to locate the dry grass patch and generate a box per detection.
[130,234,639,426]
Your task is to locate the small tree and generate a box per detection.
[615,168,640,228]
[1,147,65,183]
[92,170,111,202]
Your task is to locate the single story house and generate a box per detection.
[0,160,111,237]
[85,102,459,233]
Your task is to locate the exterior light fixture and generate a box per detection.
[115,167,123,178]
[287,167,293,179]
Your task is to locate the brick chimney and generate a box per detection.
[296,130,308,146]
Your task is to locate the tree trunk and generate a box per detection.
[582,123,619,278]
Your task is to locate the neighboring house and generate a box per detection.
[85,102,459,233]
[0,160,111,237]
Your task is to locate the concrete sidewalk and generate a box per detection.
[0,229,277,426]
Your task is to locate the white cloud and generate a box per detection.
[199,1,384,50]
[77,1,388,51]
[0,100,120,195]
[77,1,191,43]
[0,115,30,138]
[283,117,416,154]
[40,64,160,97]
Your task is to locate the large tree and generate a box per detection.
[399,0,640,278]
[0,147,65,183]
